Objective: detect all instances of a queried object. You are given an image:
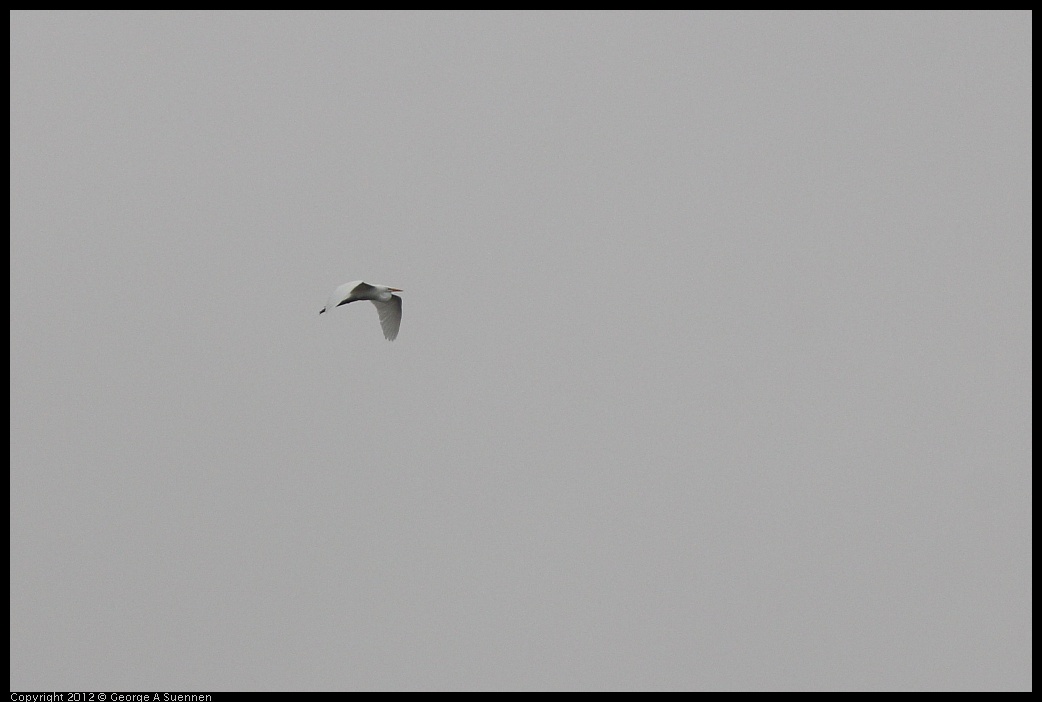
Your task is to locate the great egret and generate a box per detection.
[319,281,403,340]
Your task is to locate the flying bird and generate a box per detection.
[319,280,403,340]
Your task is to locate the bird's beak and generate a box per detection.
[388,287,403,292]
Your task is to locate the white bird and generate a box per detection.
[319,280,403,341]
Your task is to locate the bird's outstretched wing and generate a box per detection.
[371,295,402,341]
[321,280,369,313]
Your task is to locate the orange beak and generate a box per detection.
[388,287,403,292]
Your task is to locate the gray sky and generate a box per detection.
[10,11,1031,691]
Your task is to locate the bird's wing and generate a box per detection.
[322,280,368,312]
[371,295,402,341]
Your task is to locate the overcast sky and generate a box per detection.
[10,11,1031,691]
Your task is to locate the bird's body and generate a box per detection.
[319,280,403,340]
